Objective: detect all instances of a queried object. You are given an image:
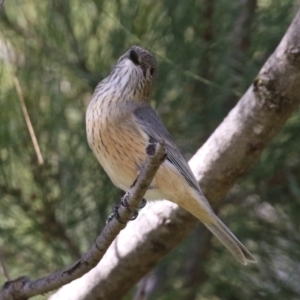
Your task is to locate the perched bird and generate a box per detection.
[86,46,256,265]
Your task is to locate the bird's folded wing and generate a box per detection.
[133,104,205,198]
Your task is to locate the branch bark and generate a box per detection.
[49,9,300,300]
[0,142,166,300]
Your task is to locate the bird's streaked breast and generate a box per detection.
[86,94,148,191]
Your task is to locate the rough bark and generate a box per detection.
[49,9,300,300]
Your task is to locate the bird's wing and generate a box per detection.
[133,104,204,196]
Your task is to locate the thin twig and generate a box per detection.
[0,141,166,300]
[13,76,44,165]
[0,250,10,281]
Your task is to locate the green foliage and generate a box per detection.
[0,0,299,299]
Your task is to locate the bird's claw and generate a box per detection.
[129,210,139,221]
[106,204,126,224]
[121,194,147,211]
[106,212,115,224]
[137,198,147,209]
[106,197,146,224]
[120,196,140,221]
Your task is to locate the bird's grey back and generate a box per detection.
[133,104,206,200]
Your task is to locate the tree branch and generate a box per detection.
[0,142,166,300]
[49,9,300,300]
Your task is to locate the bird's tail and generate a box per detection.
[174,192,256,264]
[204,216,257,265]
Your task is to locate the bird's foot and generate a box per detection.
[106,203,128,224]
[120,194,147,221]
[106,203,125,224]
[106,196,146,224]
[137,198,147,209]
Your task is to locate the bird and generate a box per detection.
[86,45,257,265]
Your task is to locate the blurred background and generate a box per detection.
[1,0,300,299]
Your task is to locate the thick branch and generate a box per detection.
[49,9,300,300]
[0,142,166,300]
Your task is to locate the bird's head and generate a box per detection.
[108,46,157,101]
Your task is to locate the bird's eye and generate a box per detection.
[129,50,140,66]
[150,67,155,76]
